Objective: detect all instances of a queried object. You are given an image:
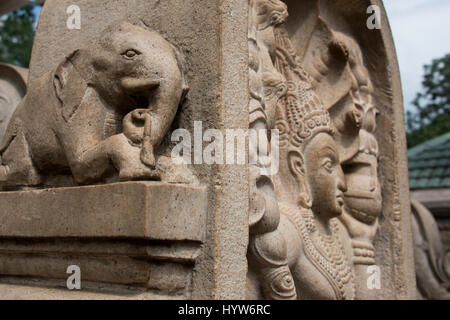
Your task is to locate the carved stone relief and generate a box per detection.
[0,18,206,299]
[0,21,196,189]
[246,0,400,300]
[247,0,297,300]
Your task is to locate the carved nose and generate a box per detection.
[337,165,347,193]
[121,78,160,93]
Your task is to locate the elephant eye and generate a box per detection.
[122,49,141,59]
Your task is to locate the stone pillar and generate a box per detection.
[0,0,249,300]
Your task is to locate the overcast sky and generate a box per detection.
[33,1,450,113]
[384,0,450,112]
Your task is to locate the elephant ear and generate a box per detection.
[53,50,88,122]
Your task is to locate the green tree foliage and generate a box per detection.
[407,54,450,148]
[0,4,36,68]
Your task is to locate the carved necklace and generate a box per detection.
[280,202,356,300]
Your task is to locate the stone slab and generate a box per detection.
[0,182,207,242]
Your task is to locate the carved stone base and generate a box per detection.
[0,182,207,299]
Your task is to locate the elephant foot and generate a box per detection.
[156,156,198,185]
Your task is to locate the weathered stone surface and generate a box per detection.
[246,0,415,300]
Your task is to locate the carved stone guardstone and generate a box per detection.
[246,0,415,300]
[0,0,415,300]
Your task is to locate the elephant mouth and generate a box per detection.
[121,78,160,109]
[130,94,151,109]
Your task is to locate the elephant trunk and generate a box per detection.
[141,112,155,168]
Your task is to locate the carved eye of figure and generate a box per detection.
[122,49,141,59]
[322,158,334,173]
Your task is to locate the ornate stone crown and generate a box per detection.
[273,23,334,150]
[275,78,333,149]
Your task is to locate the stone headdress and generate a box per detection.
[273,26,334,151]
[270,24,336,210]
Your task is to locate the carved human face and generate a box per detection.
[304,132,347,219]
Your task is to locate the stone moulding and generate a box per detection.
[0,182,207,298]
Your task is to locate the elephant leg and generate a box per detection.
[66,133,157,184]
